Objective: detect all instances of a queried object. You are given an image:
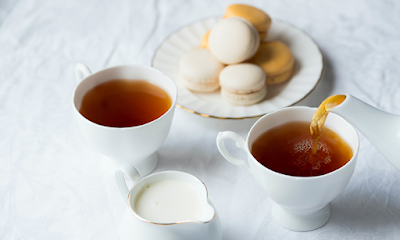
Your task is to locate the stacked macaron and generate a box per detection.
[224,4,272,41]
[179,4,295,106]
[249,41,294,85]
[208,17,260,65]
[220,64,267,106]
[179,49,224,92]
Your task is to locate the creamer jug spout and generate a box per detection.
[328,94,400,171]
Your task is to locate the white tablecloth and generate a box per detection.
[1,0,400,239]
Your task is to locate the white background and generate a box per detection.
[1,0,400,239]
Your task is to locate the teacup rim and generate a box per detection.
[72,64,178,130]
[126,170,216,225]
[245,106,360,180]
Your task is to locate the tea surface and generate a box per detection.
[251,121,352,176]
[79,79,172,127]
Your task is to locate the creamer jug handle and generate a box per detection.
[216,131,253,175]
[75,63,92,83]
[115,164,141,202]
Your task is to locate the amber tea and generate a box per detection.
[79,79,172,127]
[251,121,352,177]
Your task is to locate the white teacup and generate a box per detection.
[216,106,359,231]
[73,63,177,176]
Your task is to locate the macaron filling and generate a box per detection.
[221,87,267,105]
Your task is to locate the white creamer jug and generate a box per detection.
[115,164,222,240]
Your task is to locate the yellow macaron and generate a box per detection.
[201,30,210,49]
[249,41,295,84]
[224,4,271,41]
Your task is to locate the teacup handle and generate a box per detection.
[216,131,253,175]
[115,164,142,202]
[75,63,92,83]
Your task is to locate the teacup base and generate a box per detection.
[272,203,331,231]
[134,152,159,176]
[101,152,159,177]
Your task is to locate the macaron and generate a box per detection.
[179,48,225,93]
[224,4,271,41]
[201,30,210,49]
[249,41,294,84]
[208,17,260,65]
[219,63,267,106]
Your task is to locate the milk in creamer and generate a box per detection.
[133,179,203,223]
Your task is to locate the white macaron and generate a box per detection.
[219,63,267,105]
[179,48,225,92]
[208,17,260,65]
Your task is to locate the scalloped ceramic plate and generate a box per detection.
[151,17,323,119]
